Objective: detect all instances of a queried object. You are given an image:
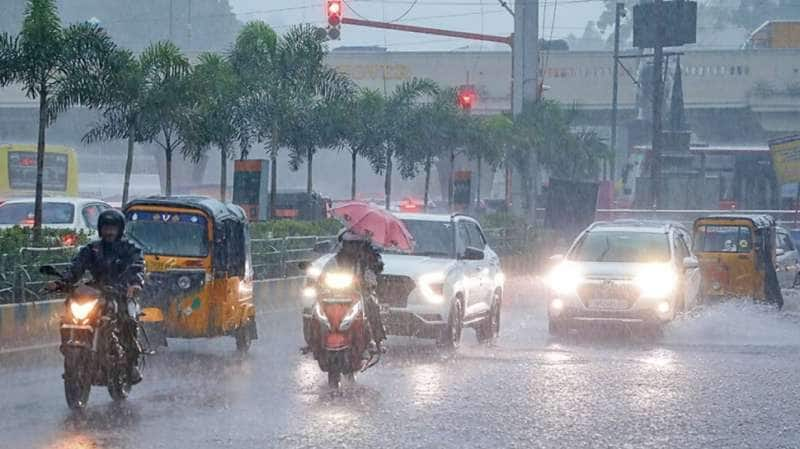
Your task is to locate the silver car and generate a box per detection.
[546,221,702,334]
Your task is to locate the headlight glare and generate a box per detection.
[419,272,446,303]
[70,299,98,320]
[323,272,354,290]
[306,265,323,279]
[546,262,582,295]
[635,264,676,298]
[302,286,317,299]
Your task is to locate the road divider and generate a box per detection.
[0,277,307,354]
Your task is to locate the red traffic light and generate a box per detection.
[456,85,477,110]
[327,0,342,26]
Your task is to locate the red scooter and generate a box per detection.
[307,270,378,388]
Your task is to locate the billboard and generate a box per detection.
[769,135,800,184]
[633,1,697,48]
[233,159,270,221]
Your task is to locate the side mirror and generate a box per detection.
[682,256,699,270]
[313,240,333,254]
[776,248,786,257]
[39,265,60,277]
[463,247,485,261]
[298,261,310,271]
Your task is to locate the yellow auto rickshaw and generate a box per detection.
[692,214,783,306]
[124,196,257,352]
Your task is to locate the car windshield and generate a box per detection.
[382,219,454,257]
[570,231,670,263]
[693,225,753,253]
[0,202,74,224]
[125,211,209,257]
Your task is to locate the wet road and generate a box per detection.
[2,279,800,449]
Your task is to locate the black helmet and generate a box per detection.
[97,209,126,239]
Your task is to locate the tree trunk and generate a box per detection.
[270,128,278,219]
[351,150,357,200]
[122,127,135,206]
[423,155,432,212]
[165,147,173,196]
[448,147,455,212]
[384,148,392,210]
[475,155,482,211]
[220,146,227,201]
[306,147,313,194]
[33,89,47,240]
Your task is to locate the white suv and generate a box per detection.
[303,213,505,349]
[546,221,701,334]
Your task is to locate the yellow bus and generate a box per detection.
[0,144,79,199]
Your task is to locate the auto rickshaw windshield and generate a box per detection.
[126,211,209,257]
[693,225,753,253]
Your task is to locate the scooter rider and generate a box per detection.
[48,209,146,383]
[333,229,387,352]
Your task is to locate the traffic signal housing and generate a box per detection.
[457,85,477,111]
[327,0,343,40]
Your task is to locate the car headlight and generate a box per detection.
[323,272,354,290]
[546,262,582,295]
[306,265,323,279]
[70,299,98,321]
[339,301,363,331]
[419,272,446,303]
[635,264,676,299]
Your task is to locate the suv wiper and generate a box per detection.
[597,235,611,262]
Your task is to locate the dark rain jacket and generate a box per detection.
[61,240,145,291]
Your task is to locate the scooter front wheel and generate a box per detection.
[328,369,341,389]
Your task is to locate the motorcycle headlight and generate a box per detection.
[70,299,98,321]
[302,286,317,300]
[635,264,676,299]
[323,272,354,290]
[419,272,446,303]
[339,301,363,332]
[546,262,582,296]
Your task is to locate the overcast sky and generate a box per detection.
[229,0,605,51]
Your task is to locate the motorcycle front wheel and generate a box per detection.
[63,347,92,410]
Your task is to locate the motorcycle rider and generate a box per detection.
[332,229,387,352]
[48,209,145,384]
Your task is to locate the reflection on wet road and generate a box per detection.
[2,279,800,449]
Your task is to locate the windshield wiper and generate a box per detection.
[597,236,611,262]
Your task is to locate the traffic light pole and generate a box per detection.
[651,0,664,208]
[609,2,624,182]
[339,17,512,45]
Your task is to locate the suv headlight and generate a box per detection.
[419,272,446,303]
[635,263,676,299]
[546,262,582,295]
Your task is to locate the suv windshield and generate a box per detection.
[0,202,74,224]
[571,231,670,263]
[126,211,209,257]
[383,219,454,258]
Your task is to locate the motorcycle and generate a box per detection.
[306,269,379,389]
[40,265,144,410]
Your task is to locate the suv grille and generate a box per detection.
[577,282,639,308]
[376,275,416,308]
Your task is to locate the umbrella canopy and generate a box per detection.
[332,201,414,251]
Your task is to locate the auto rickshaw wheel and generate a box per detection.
[235,319,254,353]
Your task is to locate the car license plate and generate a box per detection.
[588,299,628,310]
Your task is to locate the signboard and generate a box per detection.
[8,151,68,191]
[633,1,697,48]
[233,159,270,221]
[453,171,472,210]
[769,135,800,184]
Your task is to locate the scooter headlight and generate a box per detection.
[70,299,98,321]
[323,272,354,290]
[339,301,363,332]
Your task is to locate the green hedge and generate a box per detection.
[0,227,90,259]
[250,219,342,239]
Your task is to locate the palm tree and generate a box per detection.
[467,115,511,210]
[341,89,385,200]
[137,42,192,196]
[0,0,115,233]
[183,52,240,201]
[376,78,438,210]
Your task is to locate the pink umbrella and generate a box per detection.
[332,201,414,251]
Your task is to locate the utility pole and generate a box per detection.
[169,0,174,42]
[651,0,664,208]
[512,0,539,222]
[610,2,624,182]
